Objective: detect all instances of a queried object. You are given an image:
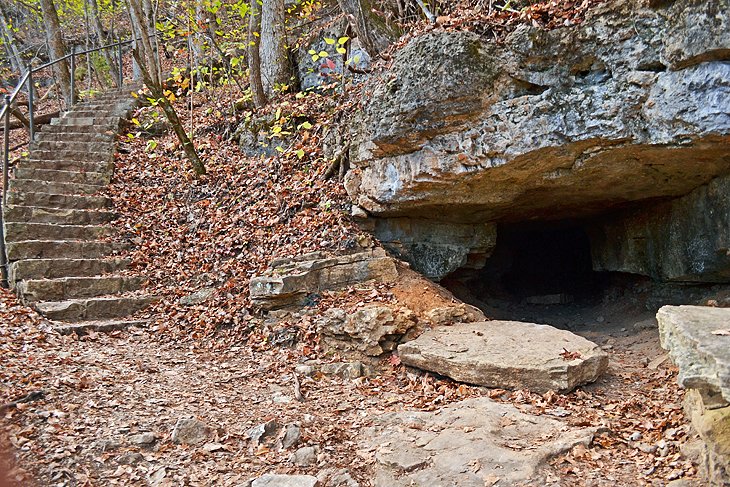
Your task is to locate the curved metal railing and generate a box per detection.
[0,36,144,287]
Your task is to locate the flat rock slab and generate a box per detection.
[658,305,730,406]
[399,321,608,393]
[361,397,595,486]
[252,474,319,487]
[249,249,397,310]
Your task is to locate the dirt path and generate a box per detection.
[1,284,702,486]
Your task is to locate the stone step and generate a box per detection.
[51,116,121,128]
[29,149,113,164]
[8,178,103,195]
[23,158,114,174]
[54,319,148,336]
[4,222,112,241]
[6,240,125,260]
[29,139,113,153]
[66,109,129,119]
[6,191,112,210]
[35,131,115,143]
[9,257,130,281]
[4,205,116,225]
[35,295,156,322]
[40,124,118,137]
[14,168,109,185]
[17,275,146,302]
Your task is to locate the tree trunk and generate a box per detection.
[38,0,74,106]
[260,0,290,96]
[127,0,205,178]
[0,2,25,75]
[89,0,121,86]
[247,0,267,108]
[337,0,400,58]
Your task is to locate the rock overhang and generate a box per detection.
[346,0,730,281]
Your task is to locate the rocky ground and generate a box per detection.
[0,280,704,486]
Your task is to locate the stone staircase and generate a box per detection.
[3,87,155,334]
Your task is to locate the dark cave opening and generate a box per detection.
[445,221,609,305]
[441,220,655,330]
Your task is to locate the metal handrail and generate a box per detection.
[0,34,145,288]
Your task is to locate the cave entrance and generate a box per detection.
[441,220,652,331]
[496,223,599,301]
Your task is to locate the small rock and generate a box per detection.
[247,420,279,445]
[171,418,212,445]
[251,474,319,487]
[116,452,145,465]
[129,432,156,446]
[149,467,166,486]
[97,439,122,452]
[638,443,658,454]
[281,423,301,450]
[203,442,227,452]
[666,480,693,487]
[351,205,368,219]
[178,287,215,306]
[272,392,292,404]
[629,432,642,442]
[317,469,360,487]
[290,446,317,466]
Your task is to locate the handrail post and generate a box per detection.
[70,45,76,106]
[27,69,35,141]
[0,95,10,288]
[118,42,123,87]
[2,95,9,199]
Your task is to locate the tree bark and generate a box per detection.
[260,0,290,96]
[0,1,25,75]
[89,0,121,86]
[337,0,400,58]
[38,0,75,105]
[247,0,267,108]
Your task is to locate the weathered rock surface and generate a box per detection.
[684,390,730,486]
[171,418,212,445]
[590,174,730,282]
[249,250,397,310]
[252,474,318,487]
[658,305,730,486]
[399,321,607,393]
[317,304,418,356]
[371,218,496,280]
[345,0,730,279]
[658,305,730,406]
[361,397,595,486]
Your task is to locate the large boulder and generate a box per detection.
[345,0,730,280]
[658,305,730,406]
[658,305,730,486]
[398,321,608,393]
[360,397,596,486]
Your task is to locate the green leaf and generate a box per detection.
[336,47,346,54]
[318,51,329,57]
[311,54,319,62]
[308,49,317,55]
[324,37,335,45]
[295,149,305,159]
[299,121,312,129]
[337,36,349,45]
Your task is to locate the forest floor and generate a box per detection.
[0,1,708,484]
[0,284,702,486]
